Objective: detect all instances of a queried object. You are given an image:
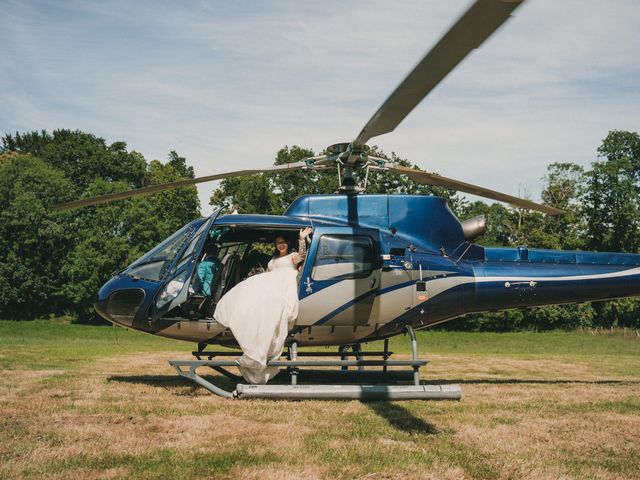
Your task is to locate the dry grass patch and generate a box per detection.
[2,327,640,479]
[227,464,328,480]
[427,354,603,381]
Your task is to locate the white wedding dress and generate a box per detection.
[213,254,299,384]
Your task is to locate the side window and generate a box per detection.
[312,235,375,281]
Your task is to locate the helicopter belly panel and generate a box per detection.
[152,319,226,343]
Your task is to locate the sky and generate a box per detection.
[1,0,639,215]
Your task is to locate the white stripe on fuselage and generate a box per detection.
[302,266,640,326]
[476,266,640,283]
[415,266,640,302]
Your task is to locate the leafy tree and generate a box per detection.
[58,152,201,321]
[0,131,201,322]
[458,162,585,251]
[523,304,594,331]
[211,173,281,215]
[0,155,75,318]
[1,130,50,157]
[0,151,20,169]
[1,129,147,190]
[59,180,167,320]
[146,153,201,233]
[501,162,587,251]
[583,131,640,253]
[592,297,640,328]
[167,150,195,178]
[538,162,586,250]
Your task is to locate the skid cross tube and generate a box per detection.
[169,336,461,400]
[171,362,234,398]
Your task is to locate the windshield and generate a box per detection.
[123,221,202,281]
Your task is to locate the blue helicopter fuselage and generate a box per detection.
[95,194,640,345]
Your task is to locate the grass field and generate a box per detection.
[1,320,639,479]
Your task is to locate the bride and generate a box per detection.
[214,228,312,383]
[268,227,312,271]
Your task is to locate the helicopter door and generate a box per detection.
[151,208,222,321]
[298,231,382,326]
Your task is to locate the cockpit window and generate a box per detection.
[123,222,198,281]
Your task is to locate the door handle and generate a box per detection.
[370,277,377,289]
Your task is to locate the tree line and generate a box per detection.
[0,130,200,321]
[1,129,639,329]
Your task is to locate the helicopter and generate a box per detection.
[54,0,640,399]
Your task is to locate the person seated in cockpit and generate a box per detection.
[193,243,221,296]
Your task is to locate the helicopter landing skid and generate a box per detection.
[168,325,462,401]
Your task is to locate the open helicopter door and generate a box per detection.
[151,208,223,322]
[298,228,382,327]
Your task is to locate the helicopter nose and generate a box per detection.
[95,288,145,327]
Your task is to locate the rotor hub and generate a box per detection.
[325,142,370,167]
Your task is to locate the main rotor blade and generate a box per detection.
[353,0,524,147]
[389,164,563,215]
[54,162,307,212]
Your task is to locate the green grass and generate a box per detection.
[405,329,640,356]
[22,449,280,479]
[1,319,639,371]
[1,320,640,479]
[0,319,188,369]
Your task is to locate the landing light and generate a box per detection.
[156,269,190,309]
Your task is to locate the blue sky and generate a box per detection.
[1,0,639,214]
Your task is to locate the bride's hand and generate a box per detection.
[299,227,312,240]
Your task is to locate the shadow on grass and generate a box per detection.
[367,401,439,434]
[109,375,183,386]
[108,374,236,393]
[424,378,640,385]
